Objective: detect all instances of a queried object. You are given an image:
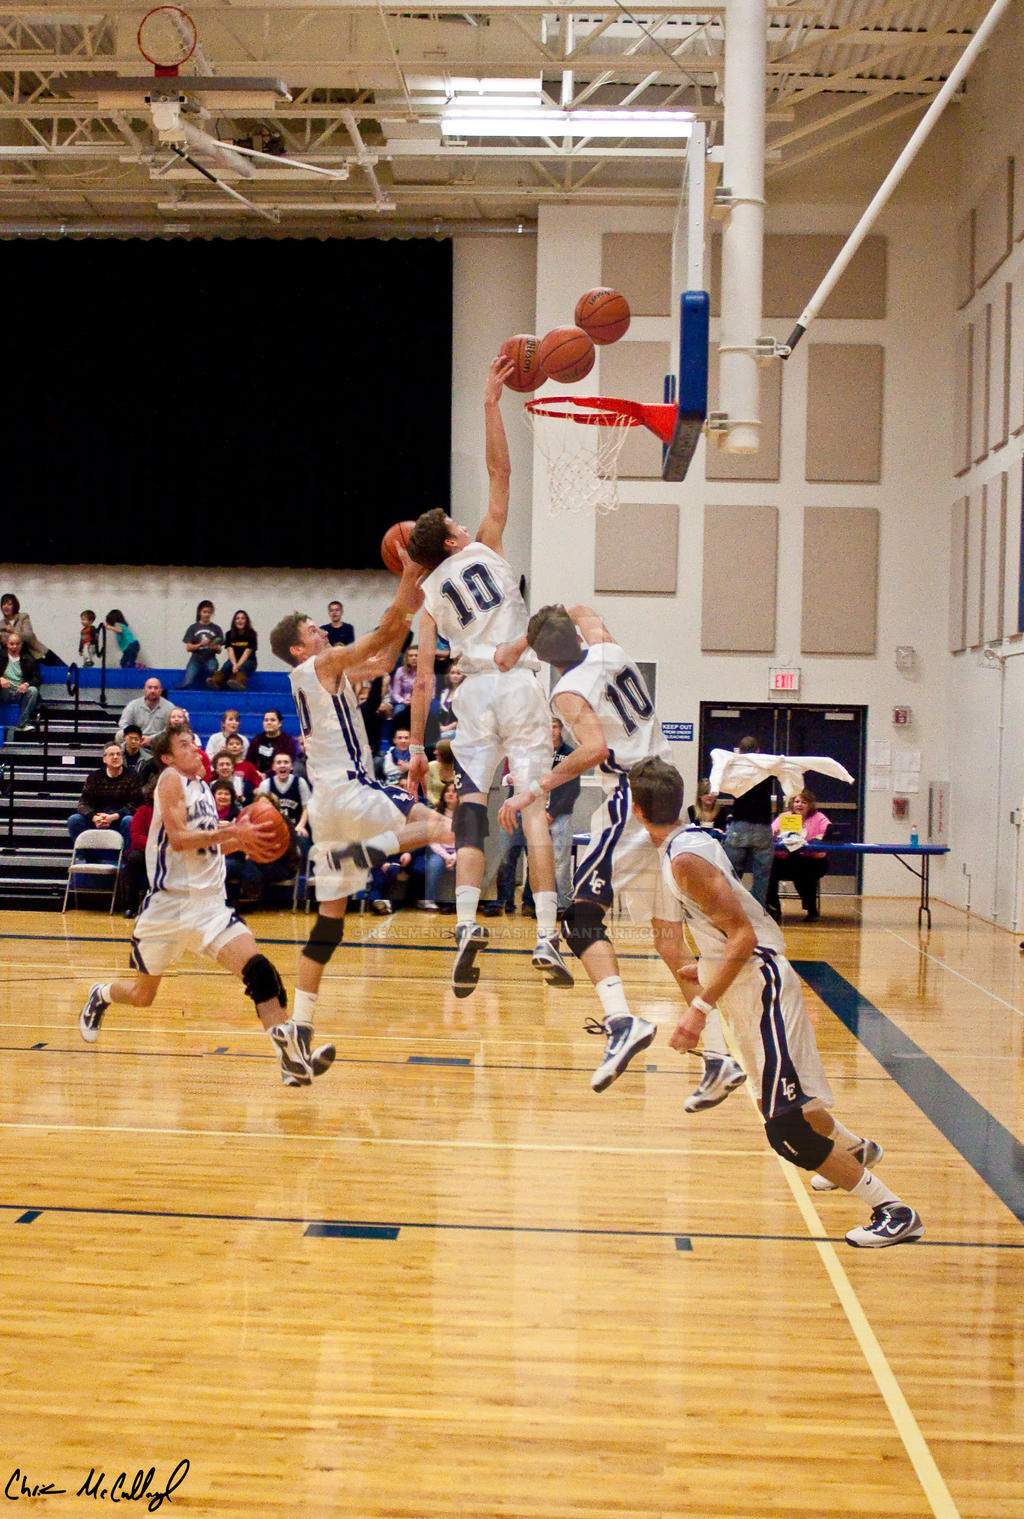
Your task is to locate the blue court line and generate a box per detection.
[1,1201,1020,1249]
[794,960,1024,1227]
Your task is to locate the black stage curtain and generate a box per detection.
[2,237,452,569]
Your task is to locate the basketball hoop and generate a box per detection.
[524,394,679,515]
[138,5,198,75]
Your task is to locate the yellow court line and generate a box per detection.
[0,1118,767,1158]
[884,927,1024,1019]
[729,1050,962,1519]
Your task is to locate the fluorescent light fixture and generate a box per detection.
[441,108,694,139]
[449,77,544,97]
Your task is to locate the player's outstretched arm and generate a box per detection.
[498,691,606,832]
[476,355,515,554]
[315,552,423,687]
[566,603,615,646]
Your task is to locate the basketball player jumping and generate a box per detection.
[405,355,573,998]
[497,602,745,1104]
[79,722,329,1088]
[269,553,454,1030]
[629,755,924,1248]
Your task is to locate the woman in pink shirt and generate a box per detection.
[767,789,831,923]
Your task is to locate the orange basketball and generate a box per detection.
[538,326,595,384]
[241,796,290,864]
[381,519,416,574]
[575,287,631,345]
[500,334,547,392]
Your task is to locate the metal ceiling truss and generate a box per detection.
[0,0,984,232]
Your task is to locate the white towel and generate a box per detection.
[709,748,855,800]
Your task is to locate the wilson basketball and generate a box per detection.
[575,288,631,345]
[500,334,547,392]
[538,325,595,384]
[381,519,416,574]
[241,796,290,864]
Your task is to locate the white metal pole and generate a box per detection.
[785,0,1014,353]
[719,0,766,452]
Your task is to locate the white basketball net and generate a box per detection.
[524,397,638,516]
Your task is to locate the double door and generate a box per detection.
[697,701,867,894]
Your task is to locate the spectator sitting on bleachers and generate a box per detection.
[382,728,413,786]
[389,646,418,729]
[256,752,311,858]
[181,599,223,689]
[425,738,456,807]
[167,707,211,780]
[246,709,298,774]
[0,630,42,732]
[1,592,56,664]
[120,724,155,782]
[321,600,355,646]
[436,664,463,741]
[121,773,158,918]
[115,676,172,749]
[222,732,262,792]
[213,750,255,807]
[207,609,258,692]
[205,708,249,761]
[210,779,264,905]
[69,741,143,850]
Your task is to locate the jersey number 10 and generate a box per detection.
[440,562,503,628]
[604,667,653,735]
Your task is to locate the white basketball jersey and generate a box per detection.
[290,655,374,788]
[660,826,786,960]
[420,542,540,673]
[551,642,669,779]
[146,770,225,897]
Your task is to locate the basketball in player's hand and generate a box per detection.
[538,326,595,383]
[500,334,547,392]
[575,288,631,345]
[381,520,416,574]
[240,796,290,863]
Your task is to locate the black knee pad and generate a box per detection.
[561,899,610,960]
[303,912,345,966]
[454,799,489,851]
[242,953,287,1010]
[764,1107,834,1171]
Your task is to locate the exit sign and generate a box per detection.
[770,667,801,694]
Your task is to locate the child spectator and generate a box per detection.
[210,779,264,905]
[105,609,141,669]
[205,708,249,761]
[79,610,98,667]
[223,732,262,792]
[213,751,255,808]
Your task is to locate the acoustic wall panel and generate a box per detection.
[1015,155,1024,242]
[801,507,878,654]
[600,234,671,316]
[598,339,672,478]
[701,504,777,651]
[965,488,984,648]
[705,351,782,481]
[974,159,1013,285]
[1004,457,1024,638]
[1011,269,1024,435]
[949,496,968,653]
[988,285,1011,453]
[956,212,975,308]
[971,314,990,464]
[982,473,1007,644]
[954,324,973,475]
[594,502,679,594]
[710,234,886,318]
[805,345,883,482]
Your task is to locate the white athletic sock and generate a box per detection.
[455,885,481,927]
[293,989,318,1027]
[700,1006,728,1057]
[98,983,113,1004]
[595,975,629,1022]
[375,830,401,859]
[848,1170,899,1208]
[533,890,557,939]
[827,1117,863,1152]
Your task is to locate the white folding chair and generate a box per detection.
[62,827,125,914]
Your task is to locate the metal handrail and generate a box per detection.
[1,760,12,845]
[96,622,108,706]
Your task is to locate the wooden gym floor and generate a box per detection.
[0,895,1021,1518]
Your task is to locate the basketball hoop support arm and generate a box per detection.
[784,0,1013,355]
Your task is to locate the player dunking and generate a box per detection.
[78,722,330,1088]
[405,355,572,998]
[269,555,454,1029]
[498,603,745,1104]
[629,756,924,1248]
